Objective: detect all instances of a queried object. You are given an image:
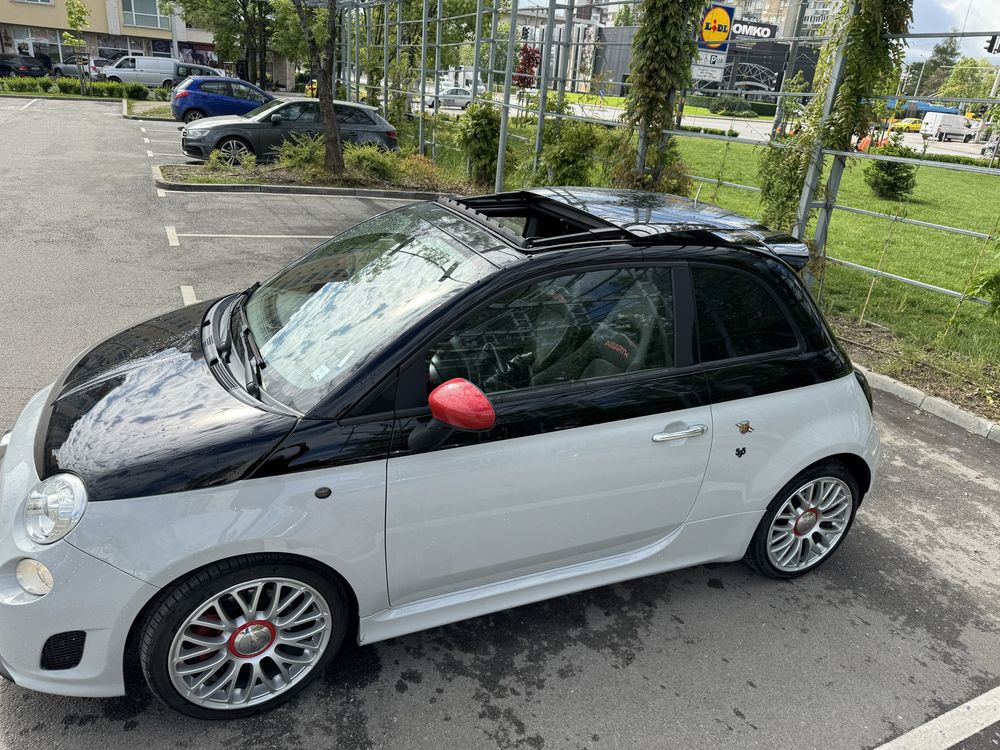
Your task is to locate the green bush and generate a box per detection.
[239,152,257,170]
[35,76,53,93]
[124,82,148,100]
[537,121,600,185]
[687,94,776,117]
[343,143,401,181]
[456,102,501,185]
[864,133,918,200]
[398,153,454,191]
[151,86,171,101]
[4,77,42,93]
[276,133,325,170]
[55,76,79,94]
[708,96,744,115]
[205,150,226,172]
[91,80,124,98]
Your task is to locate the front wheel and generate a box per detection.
[216,137,253,165]
[744,461,860,579]
[139,557,348,719]
[183,108,205,123]
[963,134,972,143]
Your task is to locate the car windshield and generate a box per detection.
[246,99,283,119]
[243,203,496,412]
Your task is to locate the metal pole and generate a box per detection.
[771,0,808,136]
[913,60,926,96]
[487,5,499,92]
[495,0,520,192]
[433,0,442,161]
[366,6,373,102]
[533,0,558,171]
[383,1,390,113]
[419,0,429,154]
[556,0,574,111]
[792,1,858,250]
[471,0,484,101]
[355,7,362,101]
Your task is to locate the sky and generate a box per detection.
[905,0,999,61]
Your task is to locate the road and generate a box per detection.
[1,97,1000,750]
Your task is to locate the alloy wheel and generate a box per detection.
[765,477,853,573]
[167,577,333,710]
[184,110,203,123]
[218,138,250,165]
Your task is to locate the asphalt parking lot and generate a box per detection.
[2,96,1000,750]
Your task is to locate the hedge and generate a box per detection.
[685,93,777,117]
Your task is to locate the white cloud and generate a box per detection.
[908,0,1000,59]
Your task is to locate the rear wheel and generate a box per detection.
[139,557,347,719]
[107,75,122,83]
[162,78,174,89]
[744,461,860,579]
[216,137,253,165]
[963,134,972,143]
[183,108,205,123]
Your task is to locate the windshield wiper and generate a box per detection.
[218,281,260,362]
[226,282,266,398]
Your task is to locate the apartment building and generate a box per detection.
[732,0,835,36]
[0,0,217,68]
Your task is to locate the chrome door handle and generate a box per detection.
[652,424,708,443]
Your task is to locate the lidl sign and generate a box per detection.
[697,4,735,52]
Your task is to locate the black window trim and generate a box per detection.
[688,260,806,368]
[391,258,695,414]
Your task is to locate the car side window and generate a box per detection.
[692,267,798,362]
[199,81,229,95]
[335,106,373,125]
[278,102,317,122]
[118,57,135,69]
[232,83,267,102]
[428,267,675,396]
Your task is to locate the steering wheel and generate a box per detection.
[588,280,670,373]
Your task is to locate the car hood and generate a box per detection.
[189,115,258,130]
[37,302,296,502]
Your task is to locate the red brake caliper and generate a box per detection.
[189,612,222,662]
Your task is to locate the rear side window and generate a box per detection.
[176,77,194,90]
[199,81,229,95]
[335,106,374,125]
[693,267,798,362]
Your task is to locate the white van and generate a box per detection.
[101,56,223,88]
[920,112,975,142]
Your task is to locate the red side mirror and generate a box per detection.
[428,378,496,432]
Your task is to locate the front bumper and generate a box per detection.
[181,137,211,159]
[0,388,158,697]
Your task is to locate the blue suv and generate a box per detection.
[171,77,273,123]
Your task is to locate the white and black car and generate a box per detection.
[0,188,879,718]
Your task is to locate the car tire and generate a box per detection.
[183,108,206,123]
[107,76,121,83]
[216,137,254,165]
[744,460,860,580]
[963,134,972,143]
[139,555,348,720]
[162,79,174,89]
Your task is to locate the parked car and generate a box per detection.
[920,112,975,142]
[425,86,474,109]
[0,54,46,78]
[51,55,109,79]
[981,138,998,159]
[0,187,878,718]
[172,76,272,123]
[889,117,921,133]
[180,97,399,163]
[100,56,223,88]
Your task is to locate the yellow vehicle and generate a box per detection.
[890,117,922,133]
[304,79,317,97]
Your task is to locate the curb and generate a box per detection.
[855,364,999,442]
[123,98,175,121]
[151,164,454,201]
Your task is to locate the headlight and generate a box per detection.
[185,129,208,139]
[22,474,88,545]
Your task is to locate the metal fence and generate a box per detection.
[324,0,1000,390]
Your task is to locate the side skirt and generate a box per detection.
[357,511,763,645]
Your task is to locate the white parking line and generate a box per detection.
[140,126,146,133]
[180,286,199,305]
[148,150,182,156]
[147,139,179,143]
[156,189,166,198]
[143,137,149,143]
[20,99,38,110]
[165,226,179,246]
[875,685,1000,749]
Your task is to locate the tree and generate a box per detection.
[512,44,541,89]
[863,134,917,200]
[902,35,958,96]
[62,0,90,95]
[936,56,994,102]
[614,5,633,26]
[290,0,344,173]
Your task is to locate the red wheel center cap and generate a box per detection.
[794,508,820,536]
[228,620,276,658]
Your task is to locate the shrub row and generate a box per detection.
[678,124,740,137]
[685,94,776,117]
[0,76,150,99]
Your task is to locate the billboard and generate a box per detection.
[697,4,735,52]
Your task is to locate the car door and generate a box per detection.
[335,104,373,145]
[194,79,231,115]
[229,81,270,115]
[385,263,714,606]
[258,101,319,158]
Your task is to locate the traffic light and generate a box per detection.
[986,35,999,55]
